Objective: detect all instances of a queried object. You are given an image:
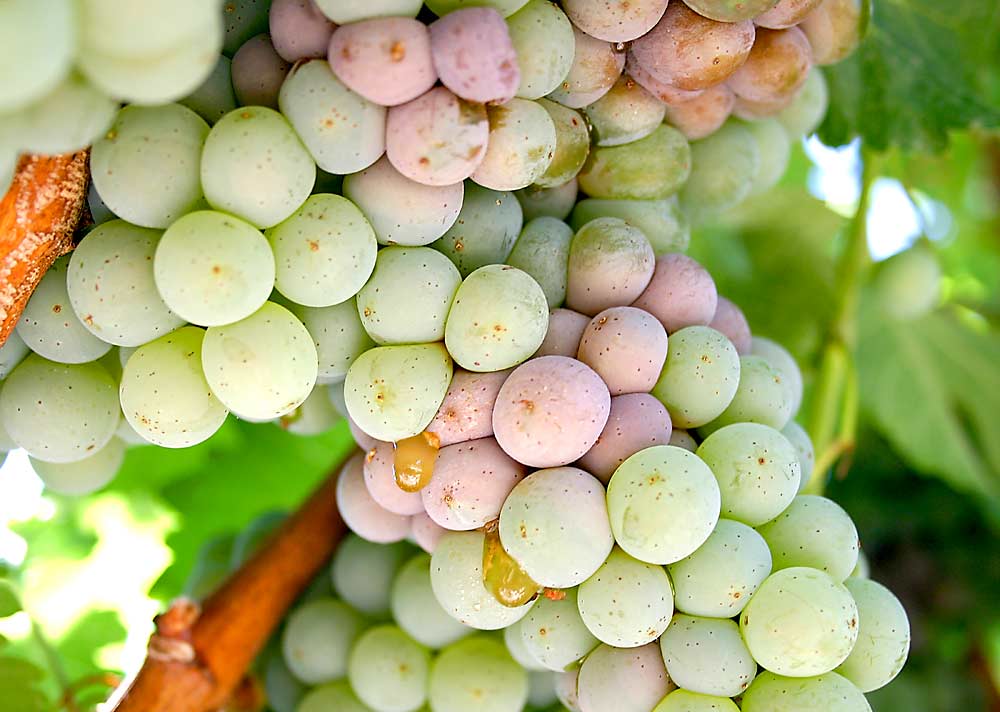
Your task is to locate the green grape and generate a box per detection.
[391,553,471,649]
[758,495,859,581]
[16,255,112,364]
[266,194,378,308]
[429,530,534,630]
[433,183,523,277]
[344,343,453,442]
[356,247,462,345]
[520,587,598,671]
[516,180,578,221]
[745,119,791,196]
[651,326,741,429]
[749,336,803,416]
[297,680,372,712]
[263,647,306,712]
[507,1,576,100]
[230,511,286,568]
[179,56,237,124]
[740,671,871,712]
[68,220,185,347]
[776,68,829,140]
[702,355,795,434]
[90,104,209,229]
[120,327,229,448]
[444,264,548,372]
[659,614,756,697]
[570,197,690,256]
[527,670,559,708]
[577,643,672,712]
[332,535,413,618]
[201,106,315,229]
[850,550,869,579]
[740,567,859,677]
[0,355,118,463]
[349,625,430,712]
[667,518,772,618]
[565,217,655,316]
[279,387,340,435]
[115,416,148,447]
[872,246,942,321]
[425,0,530,16]
[183,534,235,600]
[472,99,557,191]
[577,547,673,648]
[505,217,574,308]
[653,690,740,712]
[535,100,590,189]
[30,437,125,496]
[0,0,74,112]
[578,125,691,200]
[584,75,666,148]
[290,301,374,384]
[505,618,547,671]
[836,578,910,692]
[279,59,386,175]
[79,0,221,59]
[679,122,760,225]
[428,636,529,712]
[0,327,29,379]
[222,0,269,54]
[606,445,721,565]
[668,429,698,453]
[316,0,423,23]
[696,423,801,527]
[781,420,815,492]
[87,182,116,225]
[281,597,366,685]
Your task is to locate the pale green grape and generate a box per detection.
[155,210,274,327]
[31,437,125,496]
[577,643,672,712]
[577,547,673,648]
[578,125,691,200]
[279,387,339,436]
[746,119,791,196]
[0,355,118,463]
[79,0,221,60]
[507,1,576,100]
[584,75,666,148]
[0,0,74,112]
[201,106,314,228]
[528,671,558,708]
[180,56,237,124]
[282,597,366,685]
[873,246,942,321]
[850,550,869,579]
[653,690,739,712]
[837,578,910,692]
[279,59,386,175]
[356,247,462,345]
[120,326,229,448]
[87,182,116,225]
[266,194,378,307]
[0,329,29,380]
[297,680,372,712]
[202,302,318,421]
[516,180,578,221]
[679,122,760,225]
[505,217,573,307]
[781,420,815,492]
[433,183,523,277]
[651,326,740,429]
[425,0,530,16]
[504,618,546,670]
[349,625,430,712]
[430,637,529,712]
[90,104,209,228]
[555,668,582,712]
[222,0,269,54]
[696,423,801,527]
[607,445,720,565]
[391,553,471,649]
[777,68,829,140]
[68,220,185,347]
[740,671,871,712]
[758,495,859,581]
[472,99,557,191]
[264,648,306,712]
[315,0,422,23]
[668,429,698,452]
[702,355,795,433]
[570,197,690,256]
[740,567,859,677]
[429,530,534,630]
[535,99,590,189]
[659,615,756,697]
[667,518,772,618]
[291,301,373,384]
[565,217,655,316]
[332,535,413,618]
[444,265,548,372]
[520,587,598,671]
[16,255,112,364]
[344,343,453,442]
[749,337,803,416]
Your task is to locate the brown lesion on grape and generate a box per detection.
[307,240,320,252]
[390,41,407,62]
[51,303,61,313]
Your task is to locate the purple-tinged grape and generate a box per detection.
[410,512,448,554]
[316,0,422,24]
[577,643,673,712]
[429,368,511,447]
[472,99,557,191]
[579,393,672,484]
[505,217,574,308]
[566,218,655,316]
[570,197,690,256]
[493,356,611,468]
[329,18,437,107]
[348,415,378,451]
[433,183,524,277]
[535,308,591,358]
[506,0,576,101]
[576,306,668,397]
[535,99,590,189]
[732,92,793,121]
[669,429,698,452]
[430,8,520,104]
[664,84,735,141]
[584,75,666,148]
[630,4,755,91]
[422,437,526,530]
[755,0,824,29]
[516,179,579,221]
[626,51,704,104]
[364,441,426,516]
[578,125,691,200]
[556,669,582,712]
[683,0,781,23]
[632,253,718,334]
[546,26,625,109]
[800,0,863,66]
[728,28,812,106]
[335,452,412,543]
[231,34,290,109]
[563,0,669,42]
[651,326,739,429]
[386,87,489,186]
[269,0,336,63]
[709,297,752,355]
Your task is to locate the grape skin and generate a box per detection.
[836,578,911,692]
[429,8,520,105]
[702,355,796,433]
[335,453,412,544]
[347,624,430,712]
[708,296,752,355]
[331,535,413,618]
[757,495,860,581]
[746,118,792,196]
[566,218,656,317]
[505,619,547,671]
[520,587,598,671]
[577,306,668,396]
[626,50,705,105]
[578,125,692,201]
[782,420,816,492]
[651,326,739,429]
[428,635,529,712]
[472,99,557,192]
[583,75,667,148]
[728,27,813,105]
[505,216,574,308]
[668,429,698,452]
[506,0,576,101]
[31,437,125,497]
[750,336,804,415]
[296,680,370,712]
[800,0,863,66]
[364,441,426,516]
[433,184,524,278]
[578,393,672,484]
[776,68,829,140]
[231,34,289,109]
[555,668,583,712]
[562,0,668,42]
[755,0,825,29]
[546,26,625,109]
[391,552,470,648]
[535,99,590,189]
[740,671,872,712]
[291,301,374,384]
[653,690,740,712]
[663,85,736,142]
[684,0,780,22]
[409,512,448,554]
[570,197,691,256]
[634,254,719,335]
[534,308,591,358]
[316,0,423,24]
[428,368,511,447]
[0,0,75,112]
[658,614,756,697]
[268,0,335,63]
[180,57,237,125]
[679,121,761,225]
[577,643,673,712]
[281,597,366,685]
[516,179,579,222]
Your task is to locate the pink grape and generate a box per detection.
[562,0,669,42]
[755,0,824,29]
[410,511,447,553]
[535,308,591,358]
[578,393,672,484]
[348,415,378,451]
[386,87,489,186]
[663,84,735,141]
[429,8,520,104]
[632,254,719,333]
[547,26,625,109]
[709,296,752,355]
[363,440,426,515]
[231,34,290,109]
[492,355,611,468]
[732,92,794,121]
[727,27,813,105]
[577,643,673,712]
[565,218,656,317]
[626,51,704,104]
[269,0,336,63]
[576,306,668,396]
[329,18,437,107]
[428,368,511,447]
[335,452,411,543]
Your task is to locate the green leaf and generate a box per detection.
[820,0,1000,151]
[0,581,20,618]
[0,656,51,711]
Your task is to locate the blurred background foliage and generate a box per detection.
[1,1,999,709]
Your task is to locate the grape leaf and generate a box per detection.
[0,581,20,618]
[0,656,49,711]
[820,0,1000,151]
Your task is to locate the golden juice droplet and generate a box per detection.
[482,520,540,608]
[393,430,441,492]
